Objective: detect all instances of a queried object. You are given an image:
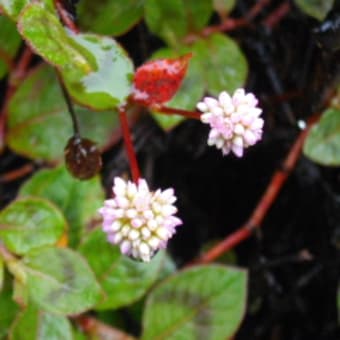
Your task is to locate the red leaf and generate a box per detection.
[131,54,192,106]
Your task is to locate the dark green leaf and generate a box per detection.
[294,0,334,21]
[193,33,248,95]
[19,165,104,247]
[17,3,134,110]
[10,304,72,340]
[145,0,213,46]
[304,108,340,165]
[23,247,101,315]
[79,228,165,310]
[150,47,204,130]
[78,0,144,36]
[0,16,21,80]
[7,64,119,161]
[142,265,247,340]
[0,276,19,340]
[0,197,66,255]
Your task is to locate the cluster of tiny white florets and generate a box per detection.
[99,177,182,262]
[197,89,264,157]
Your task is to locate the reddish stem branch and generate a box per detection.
[194,116,318,265]
[0,47,33,152]
[0,163,35,183]
[263,1,291,29]
[119,108,141,183]
[55,0,79,33]
[157,106,202,120]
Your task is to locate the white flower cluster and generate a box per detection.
[197,89,264,157]
[99,177,182,262]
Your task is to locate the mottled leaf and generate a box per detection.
[19,165,104,247]
[304,108,340,165]
[132,54,192,106]
[78,0,144,36]
[294,0,334,21]
[142,265,247,340]
[193,33,248,95]
[10,304,72,340]
[0,16,21,80]
[0,197,66,255]
[7,64,118,161]
[145,0,213,46]
[79,228,165,310]
[17,3,134,110]
[23,247,101,315]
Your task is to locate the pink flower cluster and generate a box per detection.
[99,177,182,262]
[197,89,264,157]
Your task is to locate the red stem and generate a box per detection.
[193,115,319,265]
[263,1,291,29]
[157,106,202,120]
[118,108,141,183]
[0,163,35,183]
[55,0,79,33]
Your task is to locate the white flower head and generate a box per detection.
[99,177,182,262]
[197,89,264,157]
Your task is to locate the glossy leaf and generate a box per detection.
[10,304,72,340]
[294,0,334,21]
[79,228,165,310]
[304,108,340,165]
[19,165,104,247]
[132,54,192,106]
[213,0,236,15]
[7,64,119,161]
[0,197,66,255]
[23,247,101,315]
[0,279,19,340]
[0,16,21,80]
[145,0,213,46]
[17,3,134,110]
[150,47,204,130]
[193,33,248,95]
[142,265,247,340]
[78,0,144,36]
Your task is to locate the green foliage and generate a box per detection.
[7,65,118,161]
[0,197,66,255]
[19,165,104,246]
[304,108,340,165]
[22,247,101,315]
[79,228,165,310]
[78,0,145,36]
[0,0,30,20]
[145,0,213,46]
[0,16,21,80]
[18,3,134,110]
[294,0,334,21]
[213,0,236,15]
[9,304,72,340]
[142,265,247,340]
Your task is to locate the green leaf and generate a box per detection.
[213,0,236,15]
[0,197,66,255]
[193,33,248,95]
[10,304,72,340]
[150,47,204,130]
[294,0,334,21]
[142,265,247,340]
[0,277,19,340]
[79,228,165,310]
[304,108,340,165]
[0,0,29,20]
[19,165,104,247]
[22,247,101,315]
[17,3,134,110]
[0,257,3,292]
[145,0,213,46]
[0,16,21,80]
[78,0,144,36]
[7,64,119,161]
